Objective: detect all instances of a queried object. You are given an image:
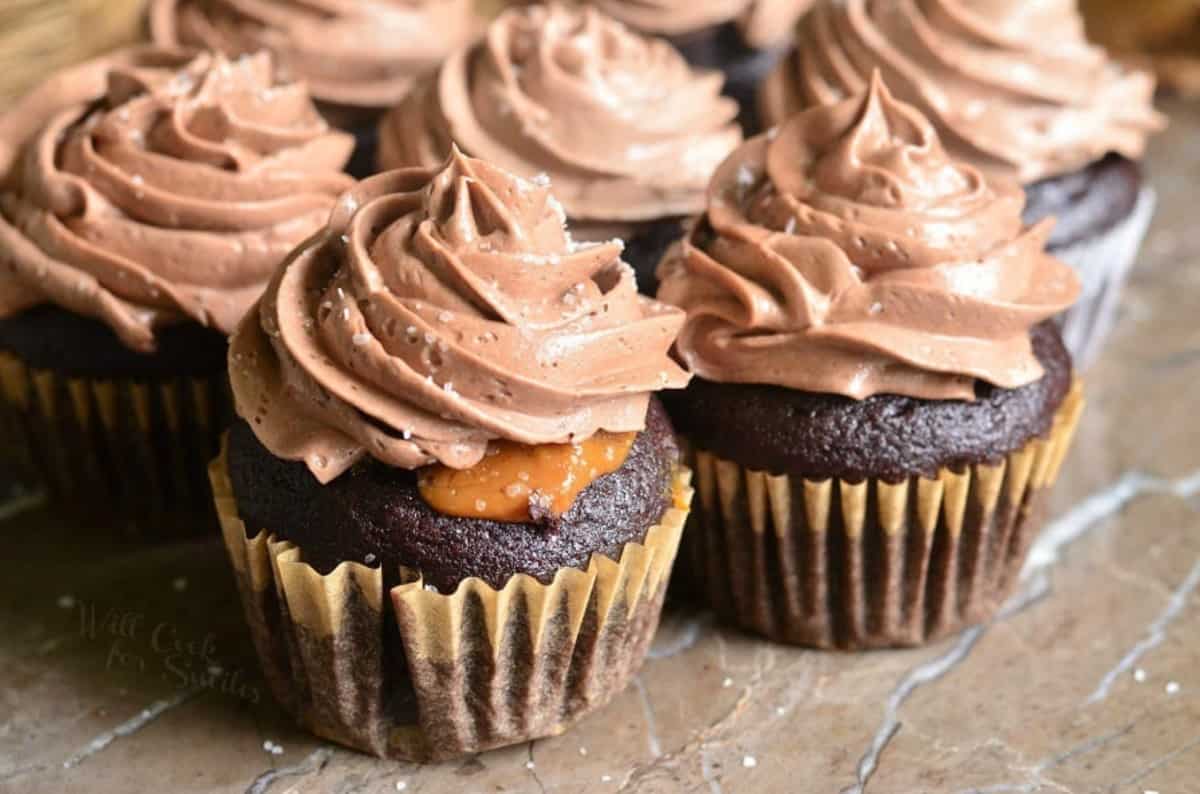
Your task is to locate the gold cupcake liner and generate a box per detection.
[209,447,692,761]
[681,382,1084,650]
[0,351,230,533]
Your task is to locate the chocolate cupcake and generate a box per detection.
[148,0,485,177]
[761,0,1166,365]
[376,3,742,294]
[0,48,353,532]
[657,76,1083,649]
[587,0,813,129]
[210,149,694,759]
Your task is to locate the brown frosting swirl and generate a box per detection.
[0,50,354,353]
[231,149,690,482]
[377,4,742,223]
[150,0,481,111]
[761,0,1166,183]
[658,75,1080,401]
[589,0,813,48]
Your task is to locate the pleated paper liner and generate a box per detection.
[0,351,231,535]
[1053,187,1156,368]
[681,381,1084,650]
[208,447,693,761]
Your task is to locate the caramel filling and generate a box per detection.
[418,431,637,522]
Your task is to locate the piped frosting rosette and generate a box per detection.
[658,75,1080,401]
[0,49,354,352]
[589,0,813,49]
[150,0,481,110]
[378,3,742,222]
[761,0,1165,182]
[231,148,690,483]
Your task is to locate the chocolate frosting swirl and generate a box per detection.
[378,4,742,222]
[150,0,481,111]
[761,0,1165,183]
[0,50,354,353]
[589,0,813,48]
[231,149,690,482]
[658,76,1080,401]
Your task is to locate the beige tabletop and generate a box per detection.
[3,97,1200,794]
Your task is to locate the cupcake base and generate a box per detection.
[679,382,1082,649]
[1022,155,1155,366]
[224,398,682,591]
[1023,154,1143,251]
[209,447,693,761]
[0,307,230,533]
[0,352,230,533]
[346,122,380,181]
[1049,187,1156,367]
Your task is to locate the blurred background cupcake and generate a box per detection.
[148,0,487,176]
[761,0,1166,365]
[0,48,353,533]
[585,0,813,128]
[658,76,1083,649]
[213,149,693,759]
[378,2,742,293]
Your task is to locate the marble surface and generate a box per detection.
[3,98,1200,794]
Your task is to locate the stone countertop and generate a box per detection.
[3,98,1200,794]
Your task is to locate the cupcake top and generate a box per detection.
[231,148,690,484]
[149,0,481,111]
[760,0,1165,183]
[378,3,742,223]
[657,75,1080,402]
[588,0,813,49]
[0,49,354,353]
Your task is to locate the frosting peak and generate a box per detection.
[150,0,481,111]
[761,0,1166,183]
[0,49,353,351]
[782,75,977,211]
[232,149,690,482]
[659,76,1080,401]
[378,3,742,222]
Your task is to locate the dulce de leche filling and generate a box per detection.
[418,432,636,522]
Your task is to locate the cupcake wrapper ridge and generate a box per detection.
[681,381,1084,649]
[1052,187,1156,367]
[0,351,229,532]
[209,447,692,761]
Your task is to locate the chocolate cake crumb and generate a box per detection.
[227,399,679,592]
[665,323,1073,484]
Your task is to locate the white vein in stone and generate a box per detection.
[841,465,1200,794]
[1087,557,1200,704]
[0,488,46,523]
[1023,474,1142,571]
[525,742,547,794]
[647,613,711,660]
[62,689,197,769]
[1034,722,1136,772]
[1021,469,1200,573]
[632,676,663,758]
[839,626,985,794]
[700,750,724,794]
[245,746,333,794]
[843,572,1052,794]
[1108,734,1200,791]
